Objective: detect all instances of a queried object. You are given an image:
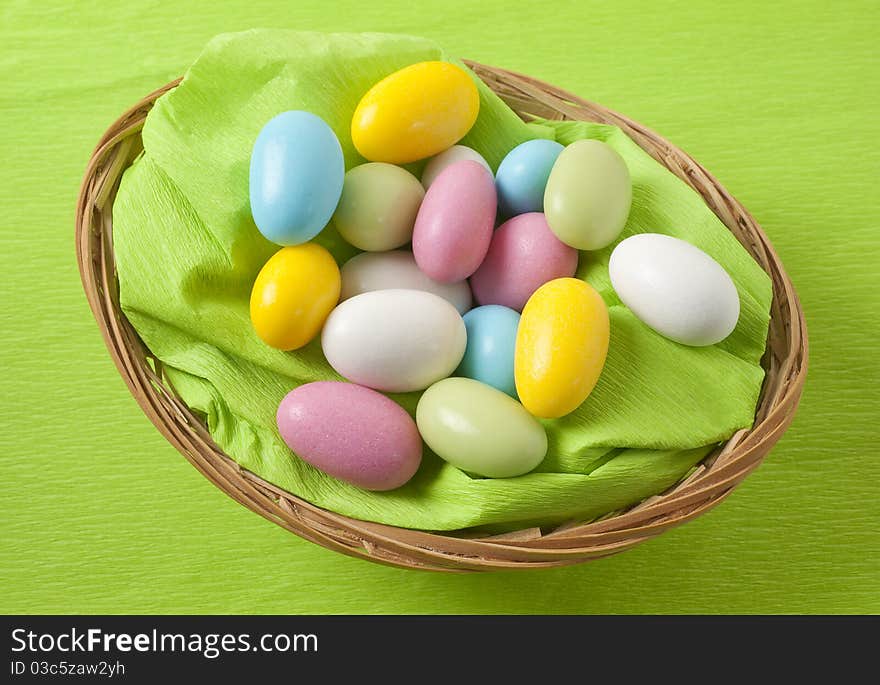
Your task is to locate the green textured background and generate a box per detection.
[2,1,877,614]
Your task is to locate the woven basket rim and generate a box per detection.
[75,60,808,571]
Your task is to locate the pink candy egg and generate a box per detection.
[413,160,496,283]
[277,381,422,491]
[470,212,578,311]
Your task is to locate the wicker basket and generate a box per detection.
[75,61,808,571]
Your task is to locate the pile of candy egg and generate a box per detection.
[248,61,741,490]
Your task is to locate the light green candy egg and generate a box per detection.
[544,139,632,250]
[333,162,425,251]
[416,377,548,478]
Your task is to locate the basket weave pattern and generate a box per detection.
[75,62,808,571]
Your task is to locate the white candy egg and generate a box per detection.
[340,250,472,314]
[321,289,467,392]
[420,145,491,190]
[609,233,741,346]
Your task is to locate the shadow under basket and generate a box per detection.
[76,61,808,572]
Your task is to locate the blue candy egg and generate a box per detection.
[456,305,520,397]
[495,139,564,218]
[249,111,344,245]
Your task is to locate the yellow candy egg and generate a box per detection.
[515,278,609,418]
[250,244,341,350]
[351,61,480,164]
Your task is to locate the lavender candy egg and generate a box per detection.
[412,160,496,283]
[277,381,422,491]
[470,212,578,311]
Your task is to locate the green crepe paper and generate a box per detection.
[112,30,772,531]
